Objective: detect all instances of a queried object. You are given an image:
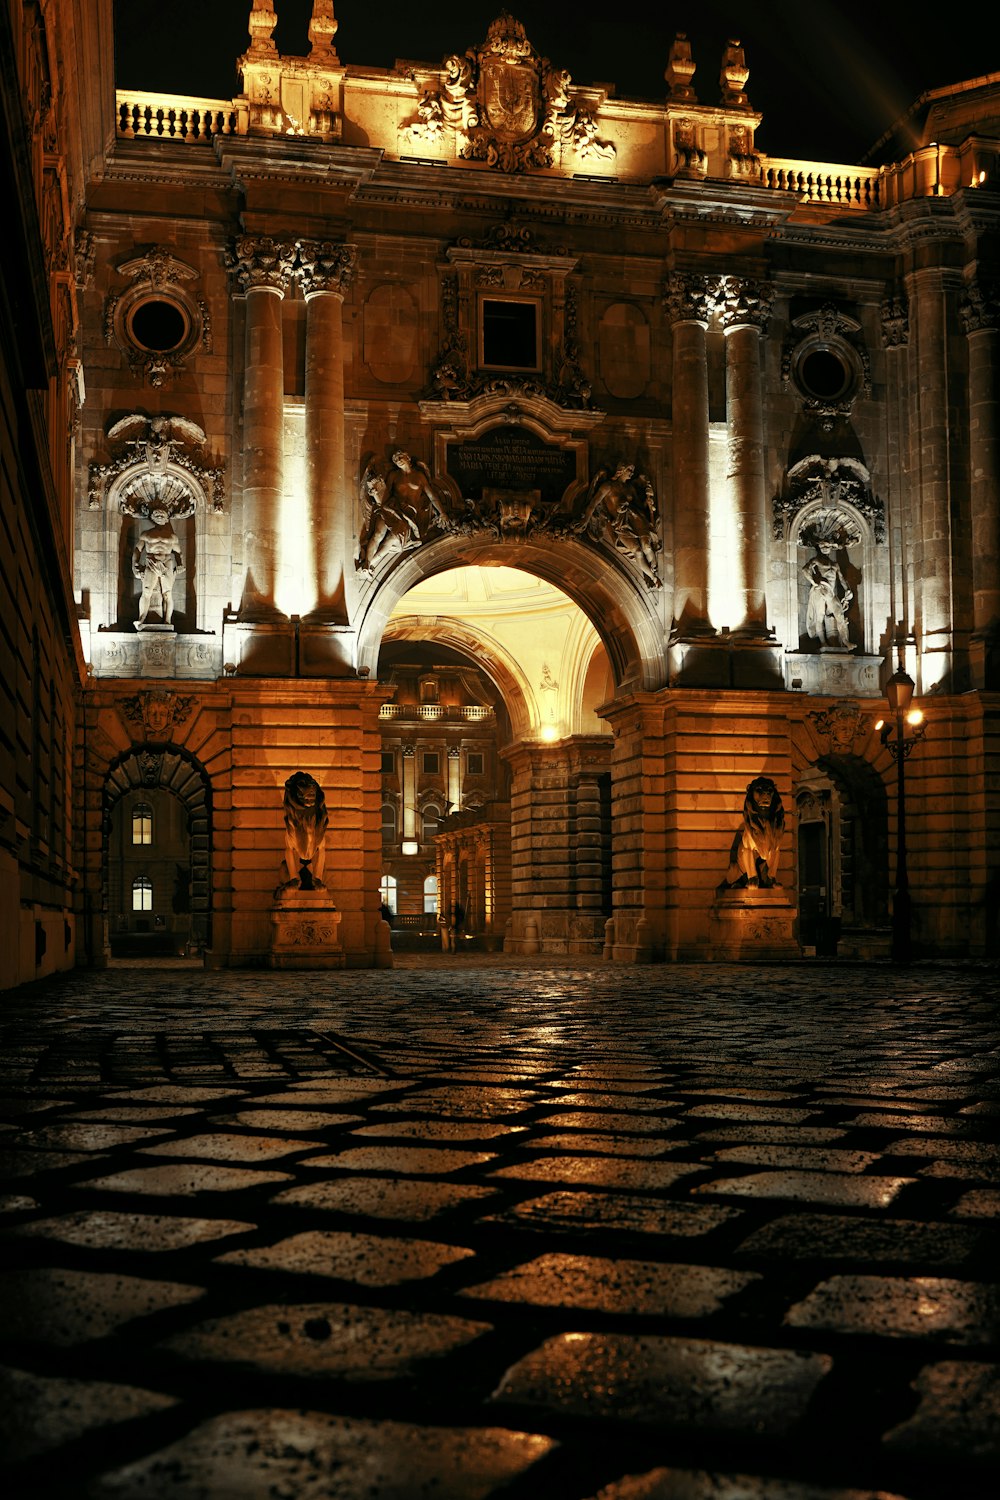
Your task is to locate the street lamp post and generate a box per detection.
[875,656,927,965]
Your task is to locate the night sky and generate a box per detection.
[114,1,994,164]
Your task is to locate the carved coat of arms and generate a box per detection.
[479,54,539,142]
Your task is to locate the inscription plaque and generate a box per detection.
[446,428,576,507]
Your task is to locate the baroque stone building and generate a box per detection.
[3,2,999,984]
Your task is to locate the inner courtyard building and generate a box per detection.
[3,1,999,986]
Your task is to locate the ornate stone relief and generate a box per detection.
[89,414,225,518]
[225,234,297,292]
[400,14,614,173]
[119,689,197,739]
[807,700,869,754]
[716,276,773,331]
[356,443,660,592]
[960,278,999,333]
[357,451,451,573]
[879,295,909,347]
[773,456,884,543]
[225,235,355,297]
[427,248,591,410]
[781,305,871,428]
[663,272,716,325]
[105,247,209,387]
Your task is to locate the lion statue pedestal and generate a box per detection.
[709,886,798,961]
[270,888,344,970]
[710,776,799,960]
[269,772,344,970]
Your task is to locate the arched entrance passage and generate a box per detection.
[355,532,667,692]
[374,561,621,956]
[795,754,889,958]
[103,746,212,957]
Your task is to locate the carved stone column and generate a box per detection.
[961,280,1000,688]
[905,264,962,687]
[665,273,714,636]
[227,235,295,618]
[880,295,911,640]
[298,239,356,621]
[718,276,773,637]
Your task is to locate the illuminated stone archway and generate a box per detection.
[355,532,667,693]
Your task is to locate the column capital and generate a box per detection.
[664,272,715,327]
[297,239,357,298]
[226,234,296,294]
[716,275,773,333]
[880,295,909,348]
[960,278,1000,334]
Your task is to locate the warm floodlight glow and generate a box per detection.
[401,840,419,856]
[874,719,885,732]
[907,709,924,726]
[540,723,559,743]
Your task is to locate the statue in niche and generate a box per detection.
[718,777,786,892]
[802,539,853,649]
[357,451,451,573]
[576,462,661,589]
[279,772,329,893]
[133,507,182,628]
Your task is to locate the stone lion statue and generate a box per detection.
[718,776,785,891]
[280,772,328,891]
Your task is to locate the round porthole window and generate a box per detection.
[792,336,862,408]
[127,298,189,353]
[799,347,851,401]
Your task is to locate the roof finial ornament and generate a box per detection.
[247,0,278,57]
[665,33,697,102]
[720,38,750,107]
[308,1,339,60]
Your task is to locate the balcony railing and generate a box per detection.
[760,158,882,210]
[117,92,240,143]
[379,704,495,721]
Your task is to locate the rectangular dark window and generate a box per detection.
[422,752,440,775]
[466,752,484,776]
[381,751,395,775]
[481,298,539,371]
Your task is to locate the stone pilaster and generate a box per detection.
[503,737,611,956]
[718,275,773,637]
[227,235,295,619]
[297,239,356,622]
[665,273,714,637]
[961,280,1000,688]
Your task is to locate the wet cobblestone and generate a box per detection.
[0,957,997,1497]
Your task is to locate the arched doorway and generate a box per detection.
[103,747,212,957]
[796,755,889,958]
[376,563,617,955]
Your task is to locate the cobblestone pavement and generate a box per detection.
[0,957,998,1499]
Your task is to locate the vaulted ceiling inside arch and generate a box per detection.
[381,565,614,740]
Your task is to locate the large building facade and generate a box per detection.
[3,2,999,985]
